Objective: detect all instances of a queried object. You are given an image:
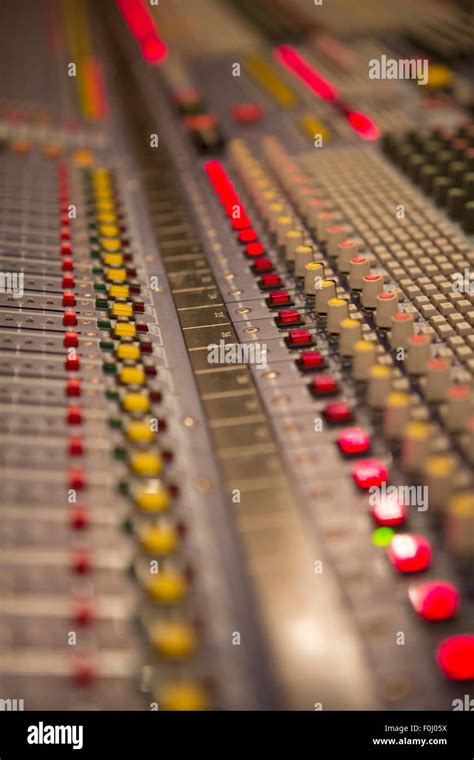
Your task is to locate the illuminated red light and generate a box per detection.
[345,110,380,141]
[387,534,431,573]
[371,493,407,527]
[437,635,474,680]
[275,45,338,101]
[409,581,459,621]
[337,427,370,455]
[352,459,387,489]
[116,0,167,65]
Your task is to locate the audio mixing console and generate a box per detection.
[0,0,473,714]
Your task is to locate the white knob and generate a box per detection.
[401,421,430,472]
[339,318,362,356]
[304,261,325,295]
[349,256,370,289]
[327,298,349,334]
[425,357,451,402]
[352,340,376,381]
[361,274,383,308]
[367,364,392,407]
[294,245,314,277]
[384,391,410,440]
[405,334,431,375]
[390,312,415,349]
[376,291,398,328]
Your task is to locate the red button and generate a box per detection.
[371,493,407,526]
[62,291,76,307]
[63,310,77,326]
[64,331,78,348]
[310,374,338,396]
[69,468,86,490]
[67,405,82,424]
[437,635,474,680]
[73,599,95,626]
[260,273,281,289]
[409,581,459,621]
[72,549,91,575]
[66,379,81,397]
[65,354,80,371]
[298,350,325,369]
[323,401,352,423]
[60,241,72,256]
[71,655,96,686]
[269,290,291,306]
[136,323,149,332]
[60,226,71,240]
[387,534,431,573]
[231,214,251,230]
[61,257,74,271]
[70,505,88,530]
[337,427,370,455]
[231,102,263,123]
[276,309,301,326]
[352,459,387,489]
[68,435,84,456]
[287,329,312,347]
[252,257,273,272]
[132,301,145,313]
[239,228,258,243]
[245,242,265,257]
[62,274,75,288]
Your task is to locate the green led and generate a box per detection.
[95,297,108,310]
[100,339,114,351]
[117,480,129,496]
[372,527,394,547]
[114,446,127,460]
[97,318,111,329]
[94,282,106,292]
[108,417,122,430]
[103,361,116,374]
[106,389,119,401]
[92,266,104,276]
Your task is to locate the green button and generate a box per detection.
[103,361,116,374]
[95,297,108,310]
[94,282,106,292]
[106,388,119,400]
[97,318,111,329]
[100,339,114,351]
[117,480,129,496]
[92,266,104,276]
[114,446,127,460]
[109,417,122,430]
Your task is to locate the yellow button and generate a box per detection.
[135,483,169,512]
[73,148,94,166]
[387,391,410,407]
[120,366,145,385]
[122,392,150,413]
[111,302,133,318]
[10,139,31,154]
[146,571,186,603]
[101,238,121,252]
[300,114,330,143]
[94,189,114,203]
[106,267,126,282]
[150,621,197,659]
[98,212,117,224]
[158,682,209,711]
[116,343,140,361]
[92,167,110,179]
[109,284,129,299]
[449,492,474,517]
[96,200,115,212]
[103,253,124,267]
[125,419,155,443]
[425,64,451,90]
[140,524,178,554]
[99,223,120,238]
[114,322,136,338]
[425,455,456,478]
[130,451,162,476]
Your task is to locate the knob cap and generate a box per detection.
[339,318,362,356]
[367,364,392,407]
[424,455,456,514]
[352,340,376,381]
[405,334,431,375]
[384,391,410,440]
[425,357,451,402]
[390,311,415,349]
[337,239,361,272]
[327,298,349,334]
[349,256,370,289]
[445,385,472,431]
[304,261,325,295]
[285,229,303,262]
[376,291,398,328]
[401,421,430,472]
[294,245,314,277]
[362,274,383,308]
[315,279,337,313]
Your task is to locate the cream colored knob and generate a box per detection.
[446,491,474,557]
[376,291,398,328]
[268,203,286,232]
[349,256,370,289]
[352,340,376,381]
[337,240,360,273]
[294,245,314,277]
[327,298,349,334]
[384,391,410,440]
[275,216,294,247]
[361,274,383,308]
[315,279,336,313]
[304,262,325,295]
[316,210,335,241]
[424,455,456,514]
[339,318,362,356]
[390,312,414,349]
[425,357,451,402]
[401,421,430,472]
[326,224,349,257]
[367,364,392,407]
[405,334,431,375]
[285,229,303,263]
[306,198,329,229]
[445,385,472,432]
